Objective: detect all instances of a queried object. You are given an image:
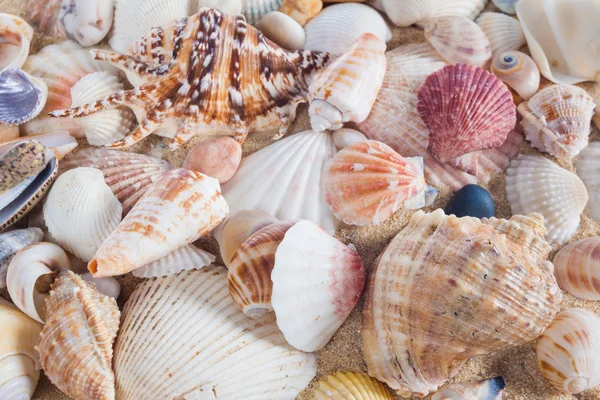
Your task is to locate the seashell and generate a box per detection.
[6,242,70,323]
[0,298,43,400]
[362,209,561,397]
[368,0,437,27]
[182,136,242,183]
[0,124,18,143]
[228,220,295,317]
[0,140,49,196]
[59,147,172,216]
[552,237,600,300]
[59,0,115,47]
[0,13,34,71]
[324,140,427,226]
[516,0,600,84]
[314,371,394,400]
[257,11,306,50]
[44,167,123,262]
[89,168,229,277]
[242,0,282,25]
[131,244,215,278]
[332,128,367,150]
[272,220,365,351]
[536,308,600,394]
[81,272,121,299]
[445,184,495,218]
[197,0,243,15]
[424,15,491,68]
[0,228,43,289]
[433,0,488,22]
[491,51,540,100]
[221,131,340,234]
[506,154,588,244]
[0,69,48,125]
[37,270,119,400]
[309,33,386,132]
[279,0,322,26]
[518,84,595,161]
[476,12,526,56]
[574,142,600,222]
[0,130,78,161]
[213,209,279,267]
[431,377,506,400]
[113,266,317,399]
[418,64,516,162]
[492,0,517,14]
[304,3,391,54]
[25,0,65,38]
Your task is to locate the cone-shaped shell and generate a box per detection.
[491,51,540,101]
[89,168,229,277]
[553,237,600,300]
[114,266,317,399]
[228,220,295,317]
[574,142,600,222]
[536,308,600,394]
[518,84,595,161]
[0,69,48,126]
[0,13,34,71]
[476,12,525,57]
[272,220,365,351]
[132,244,215,278]
[362,209,561,397]
[324,140,426,226]
[0,228,43,289]
[36,270,119,400]
[314,371,394,400]
[506,154,588,244]
[431,377,505,400]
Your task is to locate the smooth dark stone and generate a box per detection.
[445,184,495,218]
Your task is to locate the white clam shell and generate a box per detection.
[332,128,367,150]
[81,272,121,299]
[0,13,34,71]
[131,244,215,278]
[553,237,600,301]
[476,12,525,56]
[221,131,340,234]
[0,228,43,289]
[114,266,317,399]
[506,154,588,244]
[59,0,115,47]
[242,0,281,25]
[257,11,305,50]
[574,142,600,222]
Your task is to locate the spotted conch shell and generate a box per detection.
[362,209,561,397]
[36,270,119,400]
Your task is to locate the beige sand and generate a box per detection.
[2,0,600,398]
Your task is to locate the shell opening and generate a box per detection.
[566,377,588,394]
[88,259,99,275]
[33,270,59,321]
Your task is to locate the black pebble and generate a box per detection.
[445,184,495,218]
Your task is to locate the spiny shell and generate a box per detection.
[518,84,596,161]
[0,69,48,125]
[362,209,561,397]
[279,0,322,26]
[506,154,588,244]
[424,15,492,68]
[553,237,600,300]
[0,228,43,289]
[574,142,600,222]
[324,140,426,226]
[314,371,394,400]
[476,12,525,57]
[25,0,65,37]
[59,0,115,47]
[36,270,119,400]
[131,244,215,278]
[332,128,367,150]
[89,168,229,277]
[491,51,540,101]
[431,377,505,400]
[0,13,34,71]
[536,308,600,394]
[228,220,295,317]
[114,266,317,399]
[243,0,282,25]
[257,11,306,50]
[272,220,365,351]
[418,64,516,162]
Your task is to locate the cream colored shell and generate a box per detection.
[574,141,600,223]
[132,244,215,278]
[553,237,600,300]
[0,13,34,71]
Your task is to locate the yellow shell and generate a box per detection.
[313,371,394,399]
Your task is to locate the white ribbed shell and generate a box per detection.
[132,244,215,278]
[574,142,600,222]
[0,228,43,289]
[242,0,281,25]
[476,12,525,56]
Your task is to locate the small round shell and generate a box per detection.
[314,371,394,400]
[0,13,34,71]
[553,237,600,300]
[0,228,43,289]
[491,51,540,100]
[332,128,367,150]
[574,142,600,223]
[257,11,305,50]
[476,12,525,57]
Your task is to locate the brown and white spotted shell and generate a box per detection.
[50,8,332,149]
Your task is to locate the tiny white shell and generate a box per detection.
[59,0,115,47]
[332,128,367,150]
[257,11,305,50]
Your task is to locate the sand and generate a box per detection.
[2,0,600,399]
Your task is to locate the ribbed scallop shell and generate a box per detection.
[491,51,540,101]
[272,220,365,351]
[303,3,392,54]
[418,64,516,162]
[506,154,588,244]
[574,142,600,222]
[242,0,282,25]
[0,13,34,71]
[114,266,317,399]
[362,209,561,397]
[431,377,505,400]
[132,244,215,278]
[25,0,65,37]
[59,147,172,216]
[424,15,491,67]
[44,167,123,262]
[314,371,394,400]
[476,12,525,56]
[89,168,229,278]
[553,237,600,300]
[0,69,48,125]
[518,84,595,161]
[0,228,43,289]
[221,131,340,235]
[36,270,119,400]
[536,308,600,394]
[324,140,426,226]
[228,220,295,317]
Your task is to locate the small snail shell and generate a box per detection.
[491,51,540,100]
[553,237,600,300]
[537,308,600,394]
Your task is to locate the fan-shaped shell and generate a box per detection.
[518,84,595,161]
[272,220,365,352]
[492,0,517,14]
[303,3,392,54]
[0,13,34,71]
[279,0,322,26]
[536,308,600,394]
[553,237,600,300]
[324,140,426,226]
[242,0,282,25]
[132,244,215,278]
[574,142,600,222]
[25,0,65,38]
[491,51,540,100]
[506,154,588,244]
[44,167,123,262]
[424,15,491,67]
[431,377,505,400]
[0,228,43,289]
[476,12,525,56]
[362,209,561,397]
[58,0,115,47]
[114,266,317,399]
[314,371,394,400]
[221,131,340,234]
[0,69,48,125]
[36,270,119,400]
[418,64,516,162]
